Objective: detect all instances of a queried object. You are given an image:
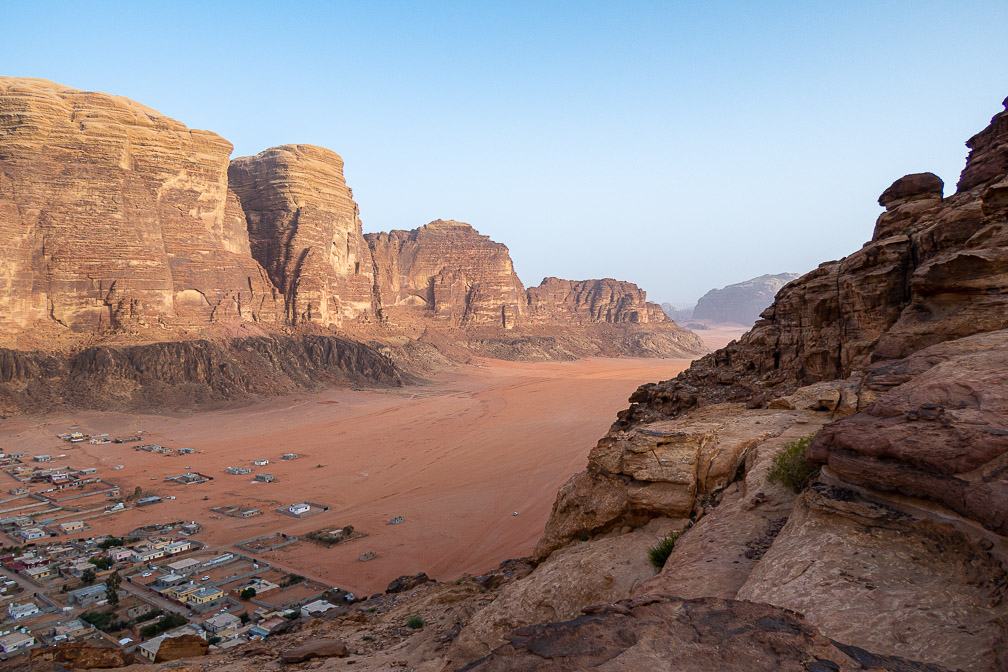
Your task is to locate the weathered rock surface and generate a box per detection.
[386,572,432,594]
[692,272,800,326]
[366,220,526,328]
[533,394,845,560]
[0,77,281,335]
[738,483,1008,672]
[30,641,134,668]
[460,595,953,672]
[228,144,377,327]
[279,638,349,662]
[525,277,668,325]
[624,97,1008,423]
[0,334,408,416]
[154,634,209,662]
[449,518,680,666]
[808,329,1008,535]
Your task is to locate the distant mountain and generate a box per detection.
[660,303,693,323]
[691,273,800,325]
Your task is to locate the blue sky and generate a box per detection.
[4,1,1007,305]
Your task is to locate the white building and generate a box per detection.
[300,599,336,617]
[7,602,40,620]
[289,503,310,515]
[0,631,34,654]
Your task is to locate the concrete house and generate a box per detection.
[69,583,108,607]
[202,612,241,635]
[0,631,35,654]
[7,601,40,619]
[289,503,310,515]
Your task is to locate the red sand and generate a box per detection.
[0,356,705,595]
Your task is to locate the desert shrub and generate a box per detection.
[406,615,425,629]
[767,434,820,493]
[647,530,682,570]
[208,635,222,646]
[240,587,257,600]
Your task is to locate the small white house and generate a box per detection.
[289,503,310,515]
[7,601,40,620]
[0,631,35,653]
[300,599,336,617]
[253,459,269,466]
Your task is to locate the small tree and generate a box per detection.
[240,587,256,600]
[81,568,97,585]
[106,571,121,605]
[238,612,250,624]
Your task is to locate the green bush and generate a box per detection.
[208,635,222,646]
[767,434,820,493]
[240,587,257,600]
[406,615,425,629]
[647,530,682,570]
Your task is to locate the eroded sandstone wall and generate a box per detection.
[0,77,280,334]
[525,277,668,325]
[365,220,527,328]
[228,144,377,327]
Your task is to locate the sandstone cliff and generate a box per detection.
[366,220,526,328]
[525,277,668,325]
[228,144,378,327]
[0,77,281,337]
[517,97,1008,671]
[691,272,801,325]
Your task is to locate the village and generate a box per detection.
[0,429,374,662]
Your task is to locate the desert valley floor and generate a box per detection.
[0,326,744,596]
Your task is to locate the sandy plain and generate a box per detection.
[0,326,745,596]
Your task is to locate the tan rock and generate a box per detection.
[228,144,377,327]
[448,518,680,667]
[0,77,281,335]
[737,483,1008,672]
[154,634,209,662]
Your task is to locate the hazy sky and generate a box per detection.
[4,2,1007,306]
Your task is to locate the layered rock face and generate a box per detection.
[525,277,668,324]
[627,98,1008,421]
[365,220,526,328]
[516,97,1008,671]
[228,145,377,327]
[0,334,408,416]
[691,272,800,325]
[0,77,281,335]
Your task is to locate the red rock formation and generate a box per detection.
[0,77,281,334]
[366,220,526,328]
[525,277,667,324]
[624,97,1008,422]
[228,144,377,327]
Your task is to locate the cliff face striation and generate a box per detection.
[0,77,705,413]
[228,144,378,328]
[0,77,281,336]
[366,220,526,328]
[521,97,1008,671]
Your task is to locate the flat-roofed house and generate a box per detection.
[7,601,40,619]
[0,631,35,654]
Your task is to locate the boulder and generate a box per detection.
[154,634,209,662]
[32,642,133,668]
[460,595,954,672]
[280,638,349,663]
